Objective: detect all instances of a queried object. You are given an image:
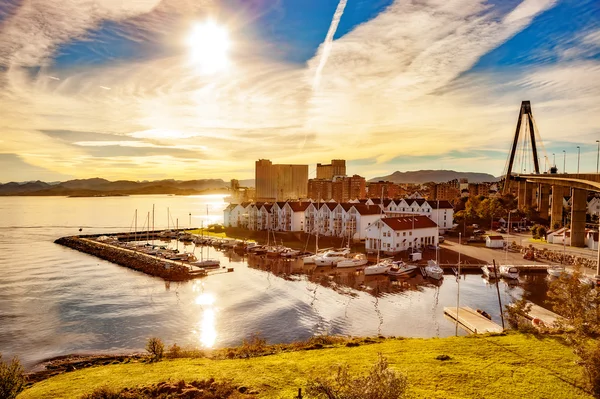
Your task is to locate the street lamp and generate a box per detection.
[596,140,599,174]
[563,150,566,174]
[577,146,580,174]
[553,153,556,167]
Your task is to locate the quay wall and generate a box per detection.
[55,236,192,281]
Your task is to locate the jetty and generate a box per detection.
[444,306,504,334]
[54,234,223,281]
[509,301,564,327]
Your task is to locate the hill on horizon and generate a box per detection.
[369,170,498,184]
[0,177,230,196]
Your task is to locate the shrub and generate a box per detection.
[80,385,121,399]
[239,333,267,358]
[0,354,25,399]
[306,353,408,399]
[504,298,536,332]
[576,340,600,398]
[145,337,164,362]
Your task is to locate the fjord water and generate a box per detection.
[0,195,549,369]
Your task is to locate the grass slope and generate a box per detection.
[19,333,591,399]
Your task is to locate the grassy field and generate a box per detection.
[19,333,592,399]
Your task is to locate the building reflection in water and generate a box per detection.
[244,252,443,298]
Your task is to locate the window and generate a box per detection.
[396,232,400,237]
[409,232,412,236]
[403,232,406,236]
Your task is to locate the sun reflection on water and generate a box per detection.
[194,290,217,348]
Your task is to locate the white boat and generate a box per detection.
[424,260,444,280]
[190,259,220,269]
[280,248,301,258]
[337,254,368,268]
[314,248,351,266]
[547,265,566,278]
[499,265,519,280]
[386,261,418,277]
[302,248,332,264]
[481,264,499,279]
[364,259,393,275]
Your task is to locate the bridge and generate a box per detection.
[502,102,600,278]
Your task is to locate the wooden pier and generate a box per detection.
[511,301,563,327]
[444,306,504,334]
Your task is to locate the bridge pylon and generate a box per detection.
[502,101,541,195]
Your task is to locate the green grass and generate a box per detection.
[19,333,591,399]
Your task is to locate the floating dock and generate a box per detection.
[444,306,504,334]
[513,301,563,327]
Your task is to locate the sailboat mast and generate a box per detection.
[134,209,137,242]
[146,212,150,243]
[152,204,155,245]
[176,218,179,251]
[436,200,439,264]
[167,207,170,230]
[377,187,384,264]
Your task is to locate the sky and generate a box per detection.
[0,0,599,183]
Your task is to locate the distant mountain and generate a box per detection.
[0,178,230,196]
[238,179,255,188]
[369,170,499,184]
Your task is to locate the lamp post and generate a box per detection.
[596,140,599,174]
[553,153,556,167]
[563,150,566,174]
[577,146,580,174]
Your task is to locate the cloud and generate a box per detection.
[1,0,598,181]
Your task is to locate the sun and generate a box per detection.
[188,20,231,74]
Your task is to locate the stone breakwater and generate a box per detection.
[55,236,192,281]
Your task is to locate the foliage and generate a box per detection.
[547,268,600,335]
[574,340,600,398]
[504,298,535,332]
[0,354,25,399]
[476,197,504,222]
[239,333,268,358]
[306,354,408,399]
[146,338,165,362]
[81,379,242,399]
[530,224,547,239]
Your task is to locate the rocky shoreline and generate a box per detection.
[55,236,192,281]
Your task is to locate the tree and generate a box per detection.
[0,354,25,399]
[146,337,164,362]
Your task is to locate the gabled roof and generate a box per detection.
[323,202,339,211]
[352,204,382,215]
[224,203,238,211]
[487,236,504,240]
[287,202,311,212]
[341,203,354,211]
[428,200,454,209]
[380,216,438,231]
[276,201,287,208]
[261,204,273,211]
[383,199,394,207]
[358,199,369,204]
[414,199,427,206]
[241,202,251,208]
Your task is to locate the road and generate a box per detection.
[441,240,555,266]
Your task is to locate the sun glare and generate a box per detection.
[188,20,231,74]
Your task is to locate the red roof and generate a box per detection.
[428,200,453,209]
[381,216,438,231]
[262,204,273,211]
[487,236,504,240]
[352,204,382,215]
[287,202,311,212]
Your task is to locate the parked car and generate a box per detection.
[497,227,507,233]
[474,229,486,235]
[438,236,445,243]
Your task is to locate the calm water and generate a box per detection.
[0,195,552,369]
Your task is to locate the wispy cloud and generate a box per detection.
[1,0,598,181]
[312,0,348,90]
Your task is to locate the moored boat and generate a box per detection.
[547,265,566,278]
[481,264,499,279]
[499,265,519,280]
[364,259,393,275]
[314,248,351,266]
[386,261,418,277]
[337,253,368,268]
[424,260,444,280]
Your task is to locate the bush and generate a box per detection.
[306,354,408,399]
[145,337,164,362]
[504,298,536,332]
[0,354,25,399]
[239,333,267,358]
[576,340,600,398]
[80,385,121,399]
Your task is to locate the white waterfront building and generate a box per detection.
[365,215,439,254]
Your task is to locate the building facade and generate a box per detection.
[316,159,346,179]
[255,159,308,202]
[367,181,399,199]
[365,216,439,254]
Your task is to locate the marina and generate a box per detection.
[0,195,576,371]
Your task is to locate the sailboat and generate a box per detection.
[190,208,220,269]
[425,200,444,280]
[364,188,393,276]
